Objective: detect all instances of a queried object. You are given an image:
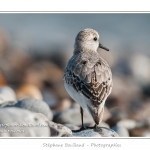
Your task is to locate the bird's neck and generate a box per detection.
[73,45,97,55]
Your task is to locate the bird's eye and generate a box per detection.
[94,37,97,41]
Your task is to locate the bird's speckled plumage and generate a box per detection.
[64,28,113,125]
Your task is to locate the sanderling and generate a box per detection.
[64,28,113,131]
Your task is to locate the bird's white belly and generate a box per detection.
[64,82,107,124]
[64,82,92,112]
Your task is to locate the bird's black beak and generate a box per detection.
[99,43,109,51]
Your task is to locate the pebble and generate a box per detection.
[112,125,129,137]
[0,100,16,107]
[117,119,137,130]
[0,107,50,137]
[47,121,72,137]
[73,129,101,137]
[34,113,73,137]
[16,83,43,100]
[0,86,16,102]
[142,131,150,137]
[0,98,53,120]
[72,127,119,137]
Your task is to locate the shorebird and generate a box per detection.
[64,28,113,131]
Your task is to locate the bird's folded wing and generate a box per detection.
[64,55,113,107]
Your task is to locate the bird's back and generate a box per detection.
[64,50,113,105]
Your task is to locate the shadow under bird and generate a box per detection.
[64,28,113,132]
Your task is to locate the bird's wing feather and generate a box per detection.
[64,53,113,108]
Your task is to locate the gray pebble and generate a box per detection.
[0,86,16,103]
[73,129,101,137]
[72,127,119,137]
[47,121,72,137]
[117,119,137,129]
[0,98,53,120]
[0,107,50,137]
[112,125,129,137]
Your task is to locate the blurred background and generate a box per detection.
[0,13,150,137]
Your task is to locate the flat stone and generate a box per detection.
[47,121,72,137]
[73,129,101,137]
[72,127,119,137]
[0,107,50,137]
[0,98,53,120]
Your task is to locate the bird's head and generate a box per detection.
[74,28,109,54]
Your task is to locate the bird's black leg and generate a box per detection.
[80,107,86,130]
[72,107,86,132]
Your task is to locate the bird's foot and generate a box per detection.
[72,124,98,132]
